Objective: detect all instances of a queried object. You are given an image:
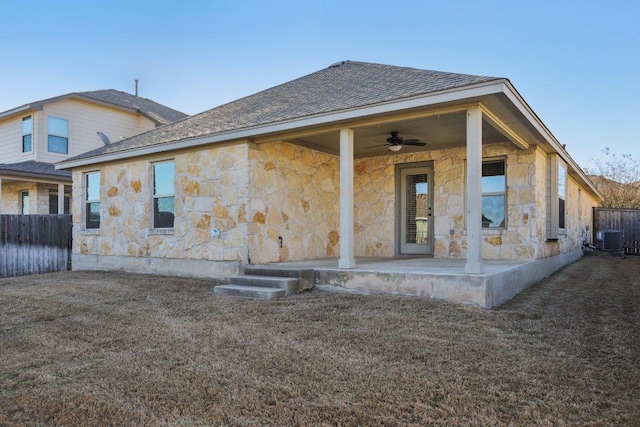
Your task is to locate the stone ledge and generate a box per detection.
[72,254,240,278]
[148,228,174,236]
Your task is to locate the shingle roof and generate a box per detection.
[77,90,188,125]
[0,90,188,126]
[0,161,72,180]
[66,61,501,163]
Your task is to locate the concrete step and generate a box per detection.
[242,268,315,290]
[214,284,286,299]
[228,275,303,293]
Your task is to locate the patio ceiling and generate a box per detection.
[286,111,509,158]
[273,91,545,159]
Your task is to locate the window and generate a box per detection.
[85,172,100,229]
[481,160,506,228]
[547,154,567,239]
[153,161,175,228]
[22,116,32,153]
[558,162,566,230]
[20,191,29,215]
[49,191,70,214]
[47,117,68,154]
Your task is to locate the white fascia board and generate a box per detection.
[0,171,72,184]
[57,80,507,170]
[501,81,602,200]
[0,105,34,120]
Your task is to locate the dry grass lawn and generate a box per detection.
[0,256,638,426]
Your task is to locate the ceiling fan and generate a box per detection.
[368,131,427,152]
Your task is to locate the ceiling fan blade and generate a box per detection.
[402,139,427,146]
[364,144,390,149]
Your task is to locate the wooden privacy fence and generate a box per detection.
[0,215,73,278]
[593,208,640,255]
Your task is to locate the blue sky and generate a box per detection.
[1,0,637,169]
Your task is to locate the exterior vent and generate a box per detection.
[596,230,624,252]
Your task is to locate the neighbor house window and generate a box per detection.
[85,172,100,229]
[20,191,29,215]
[558,162,566,230]
[153,160,175,228]
[49,191,70,214]
[481,160,506,228]
[47,116,68,154]
[22,116,32,153]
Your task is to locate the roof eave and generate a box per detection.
[0,104,39,120]
[501,81,603,201]
[57,79,508,170]
[0,169,72,183]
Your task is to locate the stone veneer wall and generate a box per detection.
[246,141,585,262]
[247,142,340,264]
[0,181,38,214]
[352,142,542,260]
[72,144,250,267]
[71,139,599,272]
[1,183,71,214]
[535,149,599,258]
[353,156,396,256]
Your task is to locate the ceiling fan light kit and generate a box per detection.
[364,131,427,152]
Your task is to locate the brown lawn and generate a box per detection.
[0,256,638,426]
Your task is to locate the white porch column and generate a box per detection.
[0,177,3,214]
[465,106,484,274]
[339,128,356,268]
[58,183,65,214]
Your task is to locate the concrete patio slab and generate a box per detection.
[246,250,583,308]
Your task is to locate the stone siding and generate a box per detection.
[0,182,38,214]
[72,144,250,268]
[353,142,540,260]
[247,142,340,264]
[70,140,599,273]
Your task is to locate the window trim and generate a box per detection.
[47,116,69,154]
[464,157,508,231]
[481,158,507,230]
[49,190,71,215]
[22,116,33,154]
[547,154,567,240]
[84,171,101,230]
[151,159,175,229]
[20,190,29,215]
[558,162,567,232]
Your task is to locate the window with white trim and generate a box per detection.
[547,154,567,239]
[482,160,506,228]
[20,191,29,215]
[558,162,566,230]
[85,172,101,229]
[47,116,69,154]
[152,160,175,229]
[49,191,71,215]
[22,116,32,153]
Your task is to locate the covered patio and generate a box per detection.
[245,254,581,308]
[250,97,537,273]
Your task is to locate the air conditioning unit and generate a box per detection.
[596,230,624,252]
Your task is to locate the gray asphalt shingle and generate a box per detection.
[0,90,188,126]
[66,61,501,163]
[0,161,72,179]
[77,89,188,124]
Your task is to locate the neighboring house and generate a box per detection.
[57,61,602,304]
[0,90,187,215]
